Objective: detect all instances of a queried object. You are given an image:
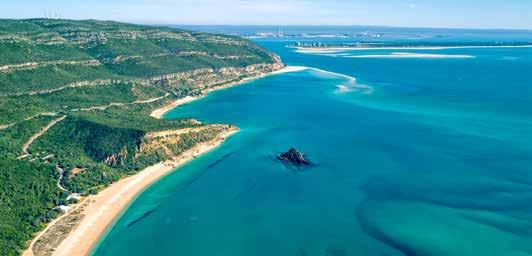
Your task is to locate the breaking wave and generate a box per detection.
[306,67,373,94]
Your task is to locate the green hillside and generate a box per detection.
[0,19,282,255]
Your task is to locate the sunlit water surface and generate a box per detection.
[93,33,532,256]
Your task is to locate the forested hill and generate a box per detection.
[0,19,282,255]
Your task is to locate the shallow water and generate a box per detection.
[93,38,532,255]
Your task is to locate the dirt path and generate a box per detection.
[0,79,128,97]
[0,124,13,130]
[2,93,167,130]
[0,112,58,131]
[18,115,66,159]
[71,93,169,112]
[56,165,68,192]
[0,60,101,74]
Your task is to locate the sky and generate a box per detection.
[2,0,532,29]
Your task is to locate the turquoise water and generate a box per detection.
[93,39,532,255]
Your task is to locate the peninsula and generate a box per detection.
[0,19,285,256]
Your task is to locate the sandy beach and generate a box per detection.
[150,65,308,119]
[23,65,304,256]
[150,95,198,119]
[25,127,238,256]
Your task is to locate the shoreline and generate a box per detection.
[150,65,308,119]
[22,64,363,256]
[23,64,306,256]
[25,127,238,256]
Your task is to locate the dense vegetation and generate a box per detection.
[0,159,65,256]
[0,18,279,255]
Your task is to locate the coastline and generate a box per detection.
[22,62,299,256]
[51,127,238,256]
[23,64,304,256]
[150,96,198,119]
[150,65,308,119]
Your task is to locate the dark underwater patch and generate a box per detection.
[207,152,233,169]
[127,209,155,228]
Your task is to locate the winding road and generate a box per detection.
[18,115,66,159]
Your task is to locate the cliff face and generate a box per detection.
[0,19,283,256]
[138,125,237,160]
[153,59,284,97]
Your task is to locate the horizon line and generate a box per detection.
[161,23,532,32]
[5,17,532,32]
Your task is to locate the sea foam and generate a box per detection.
[275,65,373,94]
[305,67,373,94]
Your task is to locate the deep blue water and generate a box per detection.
[93,30,532,256]
[174,25,532,43]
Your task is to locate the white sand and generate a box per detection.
[25,65,310,256]
[149,66,307,119]
[40,128,238,256]
[293,45,532,52]
[150,96,198,119]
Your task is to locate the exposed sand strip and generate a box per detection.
[292,45,532,52]
[150,65,307,119]
[22,64,294,255]
[149,95,198,118]
[23,198,89,256]
[345,52,475,59]
[47,127,238,256]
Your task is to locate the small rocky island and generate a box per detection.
[277,148,311,166]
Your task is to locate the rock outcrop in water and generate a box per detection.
[277,148,310,165]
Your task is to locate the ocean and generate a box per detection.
[92,27,532,256]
